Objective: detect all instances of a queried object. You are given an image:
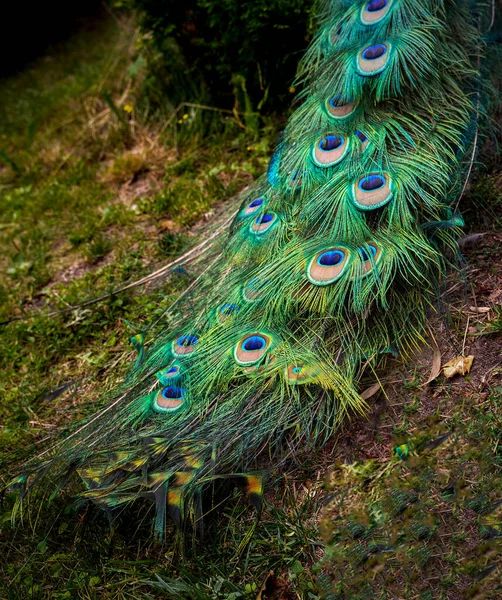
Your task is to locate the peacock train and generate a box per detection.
[10,0,492,540]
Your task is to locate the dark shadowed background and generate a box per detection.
[1,1,104,76]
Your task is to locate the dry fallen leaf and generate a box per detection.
[442,355,474,378]
[469,306,491,314]
[360,382,381,400]
[424,333,442,385]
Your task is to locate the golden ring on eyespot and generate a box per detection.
[352,173,393,210]
[307,247,351,286]
[173,335,198,357]
[312,134,349,167]
[250,212,277,235]
[326,95,357,120]
[241,197,265,217]
[357,43,391,76]
[153,386,185,413]
[234,333,272,366]
[361,0,393,25]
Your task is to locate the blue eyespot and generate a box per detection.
[243,336,266,352]
[359,175,385,192]
[241,196,267,217]
[329,95,352,108]
[177,335,198,347]
[156,364,181,385]
[317,250,345,267]
[247,278,262,291]
[319,135,344,152]
[356,131,368,143]
[220,303,239,316]
[289,171,304,186]
[366,0,387,11]
[162,386,185,399]
[292,366,302,375]
[360,245,378,261]
[362,44,387,61]
[246,277,269,292]
[234,331,272,365]
[256,213,274,225]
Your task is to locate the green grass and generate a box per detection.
[0,13,274,452]
[1,480,322,599]
[317,225,502,597]
[0,12,320,600]
[319,374,502,598]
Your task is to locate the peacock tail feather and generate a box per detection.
[9,0,493,540]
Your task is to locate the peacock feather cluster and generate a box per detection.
[10,0,487,539]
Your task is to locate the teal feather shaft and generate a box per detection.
[9,0,490,540]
